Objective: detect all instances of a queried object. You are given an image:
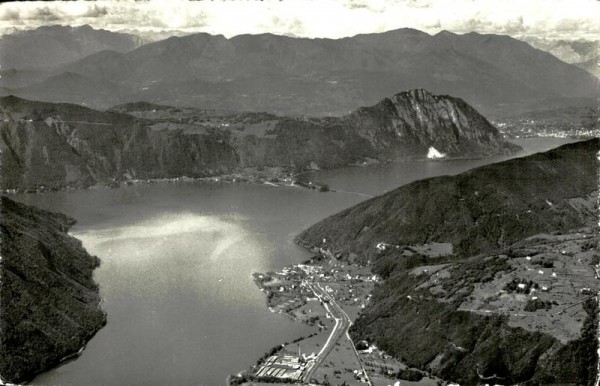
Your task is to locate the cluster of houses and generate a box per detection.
[254,352,316,381]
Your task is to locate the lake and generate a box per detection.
[305,137,582,196]
[14,137,578,385]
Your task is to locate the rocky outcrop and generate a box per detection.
[0,90,518,192]
[0,196,106,384]
[343,89,514,158]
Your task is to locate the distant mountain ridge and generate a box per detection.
[519,36,600,77]
[0,26,597,116]
[519,36,600,76]
[521,37,598,63]
[0,89,518,191]
[0,24,142,71]
[577,55,600,78]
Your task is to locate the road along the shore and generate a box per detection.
[302,281,372,385]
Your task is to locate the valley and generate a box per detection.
[0,12,599,386]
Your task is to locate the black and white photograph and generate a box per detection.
[0,0,599,385]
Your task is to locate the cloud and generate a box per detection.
[0,0,599,41]
[0,7,20,21]
[31,7,61,22]
[0,5,60,22]
[267,16,306,37]
[343,0,390,13]
[81,4,108,18]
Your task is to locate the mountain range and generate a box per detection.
[0,25,142,71]
[0,26,598,117]
[519,36,599,78]
[0,89,518,192]
[576,55,600,79]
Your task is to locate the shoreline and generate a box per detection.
[0,198,108,386]
[1,138,533,197]
[6,316,107,386]
[1,169,332,196]
[228,247,441,386]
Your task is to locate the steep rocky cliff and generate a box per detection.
[343,89,512,158]
[296,139,600,384]
[0,96,239,191]
[0,90,518,192]
[0,196,106,384]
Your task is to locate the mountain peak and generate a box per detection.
[351,88,518,158]
[353,27,430,39]
[0,95,27,108]
[435,30,457,37]
[75,24,94,32]
[396,88,436,101]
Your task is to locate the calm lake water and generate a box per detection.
[14,137,578,386]
[306,137,582,196]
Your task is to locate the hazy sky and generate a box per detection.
[1,0,600,40]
